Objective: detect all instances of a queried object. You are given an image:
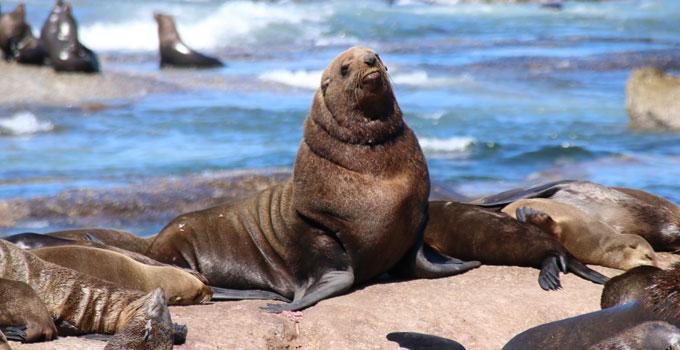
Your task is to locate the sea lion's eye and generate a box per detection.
[340,64,349,76]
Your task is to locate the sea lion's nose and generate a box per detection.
[363,53,377,66]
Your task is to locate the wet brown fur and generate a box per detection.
[0,278,57,342]
[601,265,662,309]
[31,245,212,305]
[146,47,430,305]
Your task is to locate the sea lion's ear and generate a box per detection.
[321,76,331,95]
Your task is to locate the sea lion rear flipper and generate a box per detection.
[538,256,562,291]
[0,326,26,342]
[209,287,290,302]
[566,256,609,285]
[468,180,577,207]
[261,268,354,313]
[392,237,481,279]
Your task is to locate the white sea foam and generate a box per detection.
[258,69,323,90]
[419,136,476,153]
[79,1,330,51]
[391,71,474,88]
[0,112,55,136]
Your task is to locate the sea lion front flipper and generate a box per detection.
[386,332,466,350]
[209,287,290,302]
[468,180,577,207]
[0,327,26,342]
[565,256,609,285]
[261,268,354,313]
[392,236,481,279]
[538,255,562,291]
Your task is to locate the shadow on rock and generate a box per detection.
[386,332,466,350]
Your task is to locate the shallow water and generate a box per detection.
[1,0,679,233]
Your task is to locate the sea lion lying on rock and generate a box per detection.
[0,240,178,348]
[425,201,608,290]
[502,199,657,271]
[146,46,480,312]
[471,180,680,252]
[502,260,680,349]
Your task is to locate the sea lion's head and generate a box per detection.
[321,46,394,120]
[312,46,402,145]
[154,12,180,46]
[109,288,175,349]
[609,235,657,270]
[0,4,27,44]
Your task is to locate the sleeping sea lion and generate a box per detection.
[600,265,663,309]
[30,245,212,305]
[0,278,57,343]
[46,228,152,254]
[502,199,657,270]
[154,12,223,69]
[502,261,680,350]
[0,240,176,348]
[471,180,680,252]
[40,0,99,73]
[425,201,608,290]
[146,46,480,312]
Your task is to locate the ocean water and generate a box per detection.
[1,0,679,233]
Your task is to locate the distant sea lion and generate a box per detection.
[154,13,223,69]
[425,201,608,290]
[30,245,212,305]
[0,240,176,348]
[0,3,24,60]
[0,278,57,343]
[502,262,680,350]
[471,180,680,251]
[502,199,657,270]
[40,0,99,73]
[601,265,663,309]
[588,321,680,350]
[147,46,480,312]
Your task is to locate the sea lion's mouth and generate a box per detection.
[361,69,383,90]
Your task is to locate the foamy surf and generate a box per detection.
[79,1,330,51]
[391,71,475,88]
[0,112,55,136]
[419,136,476,153]
[258,69,323,90]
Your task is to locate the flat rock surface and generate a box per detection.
[0,261,649,350]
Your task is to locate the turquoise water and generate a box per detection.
[1,0,679,213]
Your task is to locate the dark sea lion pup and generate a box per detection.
[425,202,608,290]
[154,13,223,69]
[40,0,99,73]
[146,46,480,312]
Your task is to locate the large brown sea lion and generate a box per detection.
[0,240,176,348]
[502,261,680,350]
[471,180,680,252]
[502,199,657,271]
[0,278,57,343]
[146,46,480,312]
[0,4,46,65]
[30,245,212,306]
[40,0,99,73]
[154,13,223,69]
[425,201,608,290]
